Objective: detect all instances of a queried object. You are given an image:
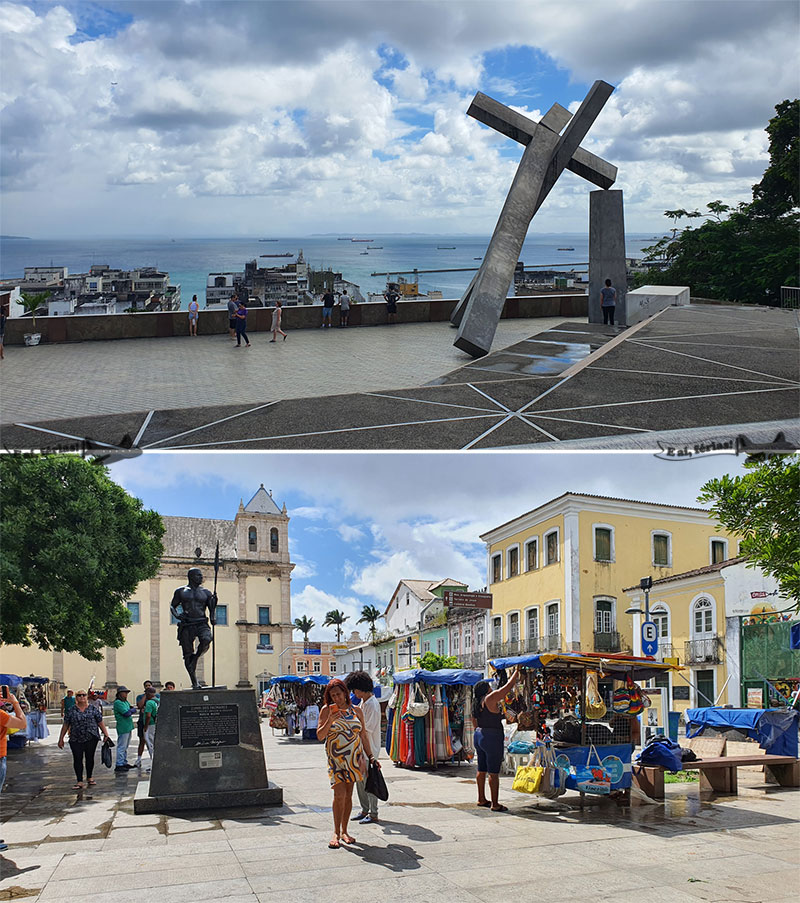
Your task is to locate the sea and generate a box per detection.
[0,233,660,310]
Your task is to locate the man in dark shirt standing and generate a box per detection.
[384,284,400,324]
[227,294,239,341]
[321,290,336,328]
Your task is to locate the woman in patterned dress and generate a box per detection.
[317,679,377,848]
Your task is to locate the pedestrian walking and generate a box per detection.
[473,668,520,812]
[317,678,377,849]
[227,294,238,340]
[384,284,400,324]
[113,686,135,771]
[0,686,27,850]
[321,290,336,328]
[57,689,111,789]
[234,300,251,347]
[188,295,200,336]
[142,686,159,772]
[339,290,351,327]
[134,680,152,767]
[61,689,76,720]
[600,278,617,326]
[270,300,287,342]
[345,671,382,824]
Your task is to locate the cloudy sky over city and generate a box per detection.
[108,451,747,642]
[2,0,796,237]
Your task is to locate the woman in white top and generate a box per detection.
[346,670,382,824]
[270,300,287,342]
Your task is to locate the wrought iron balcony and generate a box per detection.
[541,634,561,652]
[684,637,722,664]
[593,631,621,653]
[657,642,674,661]
[460,651,487,670]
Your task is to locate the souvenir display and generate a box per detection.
[264,677,328,737]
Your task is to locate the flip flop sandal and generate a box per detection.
[328,839,340,849]
[340,834,356,844]
[491,805,509,812]
[73,783,83,789]
[477,801,491,808]
[88,779,97,785]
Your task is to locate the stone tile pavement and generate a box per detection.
[1,724,799,902]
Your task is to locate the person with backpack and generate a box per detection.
[188,295,200,336]
[234,300,251,348]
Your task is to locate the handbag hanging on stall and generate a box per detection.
[512,750,545,794]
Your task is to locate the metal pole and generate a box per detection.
[212,541,219,688]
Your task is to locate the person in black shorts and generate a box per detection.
[384,284,400,324]
[473,668,520,811]
[227,295,238,341]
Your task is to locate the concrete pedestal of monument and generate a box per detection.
[133,688,282,813]
[625,285,690,325]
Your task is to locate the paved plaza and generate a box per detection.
[1,724,799,903]
[1,305,798,451]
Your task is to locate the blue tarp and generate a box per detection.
[791,622,800,650]
[392,668,484,686]
[686,707,799,757]
[269,674,330,686]
[0,675,23,688]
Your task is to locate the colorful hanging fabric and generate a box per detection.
[461,686,475,760]
[426,683,437,765]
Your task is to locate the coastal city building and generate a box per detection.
[0,486,294,695]
[206,252,314,307]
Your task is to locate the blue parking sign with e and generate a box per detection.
[641,620,658,656]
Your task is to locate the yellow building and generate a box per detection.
[480,492,736,669]
[2,486,294,698]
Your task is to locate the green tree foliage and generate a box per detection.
[323,608,349,641]
[19,290,51,330]
[1,455,164,659]
[356,604,383,641]
[697,455,799,603]
[292,615,315,643]
[417,651,462,671]
[639,100,799,305]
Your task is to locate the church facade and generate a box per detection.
[3,486,295,697]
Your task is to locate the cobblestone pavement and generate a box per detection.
[1,724,798,903]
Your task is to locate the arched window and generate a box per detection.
[692,597,714,637]
[651,605,670,641]
[270,528,279,553]
[248,526,257,551]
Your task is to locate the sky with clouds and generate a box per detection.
[1,0,796,237]
[107,451,749,642]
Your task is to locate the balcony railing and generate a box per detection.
[593,631,621,653]
[657,642,674,661]
[460,651,487,670]
[487,635,561,659]
[684,637,722,664]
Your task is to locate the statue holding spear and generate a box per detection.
[170,560,218,689]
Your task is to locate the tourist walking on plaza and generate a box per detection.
[0,686,27,850]
[134,680,153,767]
[113,686,135,771]
[346,671,382,824]
[57,689,111,789]
[188,295,200,336]
[600,278,617,326]
[384,284,400,324]
[142,686,159,771]
[321,290,336,328]
[339,290,351,327]
[61,689,76,720]
[227,294,238,340]
[317,678,378,848]
[270,300,287,342]
[234,300,251,348]
[473,668,520,812]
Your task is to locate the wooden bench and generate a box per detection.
[633,753,799,799]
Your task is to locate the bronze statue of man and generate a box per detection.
[170,568,217,689]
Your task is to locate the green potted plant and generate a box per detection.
[19,290,51,345]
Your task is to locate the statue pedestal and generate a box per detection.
[133,688,282,813]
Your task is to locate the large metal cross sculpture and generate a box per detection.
[452,80,617,358]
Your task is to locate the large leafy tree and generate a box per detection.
[323,608,349,641]
[697,455,799,604]
[356,604,383,642]
[1,455,164,660]
[293,615,315,644]
[638,100,799,305]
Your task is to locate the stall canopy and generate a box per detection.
[488,651,678,680]
[686,707,799,757]
[393,668,484,686]
[269,674,330,686]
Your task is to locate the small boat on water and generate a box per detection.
[474,257,482,260]
[258,239,279,242]
[360,251,369,255]
[437,246,456,249]
[352,238,373,242]
[367,246,383,249]
[557,247,575,251]
[259,253,294,257]
[337,237,352,240]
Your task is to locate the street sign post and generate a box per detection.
[443,591,493,609]
[641,620,658,657]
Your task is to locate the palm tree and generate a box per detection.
[293,615,315,644]
[323,609,349,642]
[20,290,51,332]
[357,604,383,642]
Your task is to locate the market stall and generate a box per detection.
[263,674,329,738]
[488,652,679,800]
[0,674,51,747]
[686,706,799,757]
[387,668,484,768]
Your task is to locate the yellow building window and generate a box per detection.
[595,528,612,562]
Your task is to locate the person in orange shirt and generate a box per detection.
[0,686,28,851]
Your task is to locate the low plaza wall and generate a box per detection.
[4,294,587,345]
[625,284,690,325]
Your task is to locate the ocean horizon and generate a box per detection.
[0,232,663,309]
